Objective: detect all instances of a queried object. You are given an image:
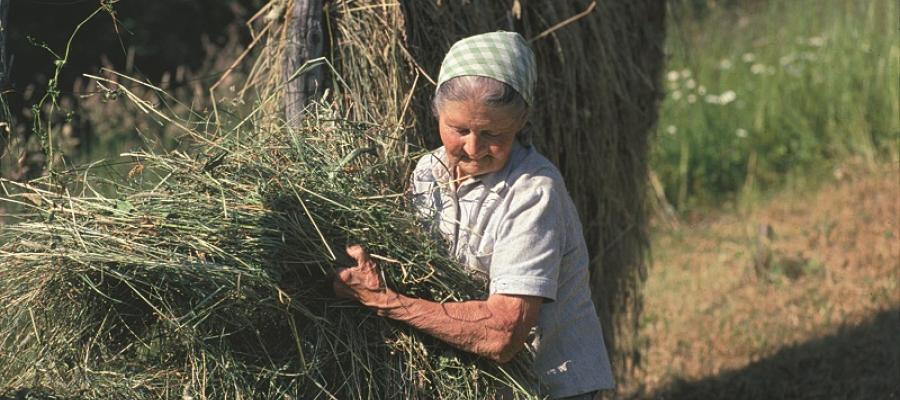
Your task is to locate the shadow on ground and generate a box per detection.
[647,308,900,400]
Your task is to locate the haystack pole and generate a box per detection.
[283,0,323,126]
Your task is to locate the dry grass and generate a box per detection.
[629,162,900,399]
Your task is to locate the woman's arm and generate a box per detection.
[334,245,542,363]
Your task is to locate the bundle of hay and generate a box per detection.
[0,94,537,398]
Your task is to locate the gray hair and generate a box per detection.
[432,75,529,122]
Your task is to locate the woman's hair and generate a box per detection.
[431,75,529,122]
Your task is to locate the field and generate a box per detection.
[630,162,899,398]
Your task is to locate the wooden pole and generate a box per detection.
[284,0,324,127]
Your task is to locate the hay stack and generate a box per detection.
[279,0,667,381]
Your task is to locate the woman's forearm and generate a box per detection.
[372,291,539,363]
[333,246,540,363]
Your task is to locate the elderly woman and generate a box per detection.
[333,32,613,400]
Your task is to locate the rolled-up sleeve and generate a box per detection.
[489,178,563,301]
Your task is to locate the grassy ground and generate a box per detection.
[628,162,899,399]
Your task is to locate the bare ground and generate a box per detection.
[627,162,900,399]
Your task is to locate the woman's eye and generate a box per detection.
[454,128,469,134]
[483,131,501,138]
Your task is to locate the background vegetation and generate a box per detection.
[636,1,899,398]
[0,0,256,180]
[653,0,898,211]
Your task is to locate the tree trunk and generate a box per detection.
[283,0,324,127]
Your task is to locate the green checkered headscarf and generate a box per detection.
[437,31,537,105]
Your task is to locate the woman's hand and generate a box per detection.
[333,245,396,309]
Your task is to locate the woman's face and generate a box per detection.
[437,99,525,179]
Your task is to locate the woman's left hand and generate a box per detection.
[333,245,395,308]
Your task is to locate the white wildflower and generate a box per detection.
[742,52,756,63]
[719,90,736,104]
[704,94,720,104]
[800,51,818,61]
[685,79,697,89]
[680,68,692,79]
[719,59,733,70]
[750,63,767,75]
[667,70,680,82]
[808,36,826,47]
[687,94,697,104]
[697,85,707,95]
[666,125,677,135]
[671,90,682,100]
[735,128,748,138]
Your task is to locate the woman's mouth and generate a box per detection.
[460,156,490,163]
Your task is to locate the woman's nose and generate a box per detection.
[463,134,484,158]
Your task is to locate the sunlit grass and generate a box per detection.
[653,0,899,210]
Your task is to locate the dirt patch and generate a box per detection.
[628,163,899,398]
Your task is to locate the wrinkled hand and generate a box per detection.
[333,245,395,309]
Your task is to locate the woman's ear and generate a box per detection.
[516,121,534,146]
